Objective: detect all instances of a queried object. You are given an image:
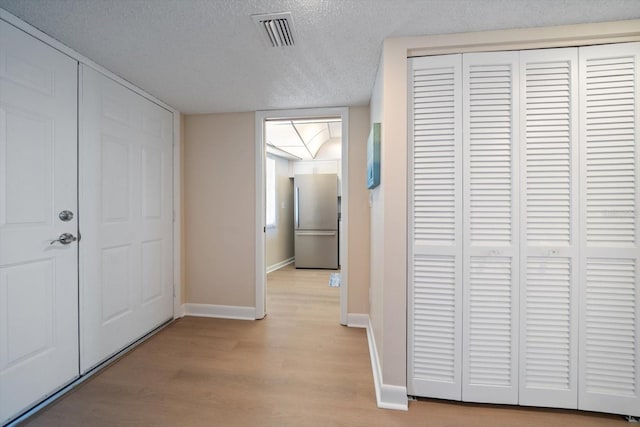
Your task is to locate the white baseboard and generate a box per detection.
[366,317,409,411]
[266,257,295,274]
[174,304,186,319]
[182,303,255,320]
[347,313,369,328]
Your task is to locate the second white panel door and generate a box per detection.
[80,65,174,373]
[518,47,579,410]
[462,51,520,404]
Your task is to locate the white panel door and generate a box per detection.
[578,42,640,417]
[518,48,580,409]
[80,65,173,373]
[408,54,463,400]
[0,21,78,423]
[462,51,520,404]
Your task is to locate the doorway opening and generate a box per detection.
[255,108,349,324]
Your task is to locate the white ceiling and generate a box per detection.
[1,0,638,114]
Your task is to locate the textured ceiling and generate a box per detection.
[1,0,639,114]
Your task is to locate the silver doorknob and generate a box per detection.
[58,210,74,221]
[50,233,77,245]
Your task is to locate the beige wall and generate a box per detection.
[266,155,294,268]
[369,61,385,369]
[182,108,371,314]
[183,112,256,307]
[379,37,410,388]
[347,106,371,314]
[180,114,187,303]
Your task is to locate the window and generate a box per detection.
[266,157,276,228]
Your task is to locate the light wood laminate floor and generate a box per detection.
[23,265,627,426]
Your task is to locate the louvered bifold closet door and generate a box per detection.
[408,54,463,400]
[578,42,640,418]
[518,48,579,409]
[462,51,520,404]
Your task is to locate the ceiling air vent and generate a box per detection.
[252,12,297,48]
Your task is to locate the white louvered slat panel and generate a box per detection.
[579,42,640,418]
[584,258,636,396]
[463,51,519,405]
[519,48,579,410]
[413,256,457,382]
[467,257,514,386]
[409,55,462,400]
[524,60,572,245]
[413,65,457,245]
[584,54,637,247]
[524,258,572,389]
[467,62,514,246]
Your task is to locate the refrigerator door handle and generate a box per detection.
[295,231,336,236]
[294,187,300,228]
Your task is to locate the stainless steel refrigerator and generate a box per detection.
[294,174,339,269]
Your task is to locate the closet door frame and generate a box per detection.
[405,19,640,417]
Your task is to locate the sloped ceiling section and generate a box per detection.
[1,0,638,114]
[266,118,341,160]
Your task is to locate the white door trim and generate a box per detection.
[255,107,349,325]
[172,113,182,317]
